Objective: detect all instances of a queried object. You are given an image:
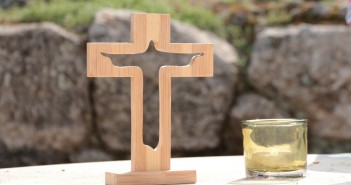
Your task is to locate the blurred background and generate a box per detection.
[0,0,350,167]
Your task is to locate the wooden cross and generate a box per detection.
[87,13,213,185]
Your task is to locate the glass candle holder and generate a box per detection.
[242,119,307,178]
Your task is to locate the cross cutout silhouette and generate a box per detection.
[87,13,213,185]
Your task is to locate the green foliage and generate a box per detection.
[225,24,253,68]
[0,0,169,27]
[0,0,225,37]
[266,10,292,25]
[172,6,226,38]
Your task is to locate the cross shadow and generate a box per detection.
[308,154,351,174]
[229,177,301,185]
[227,154,351,185]
[229,178,351,185]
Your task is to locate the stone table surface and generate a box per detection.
[0,154,350,185]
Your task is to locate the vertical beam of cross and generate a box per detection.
[87,13,213,172]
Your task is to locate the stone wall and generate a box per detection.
[0,23,91,166]
[247,25,351,153]
[0,9,238,167]
[0,9,350,167]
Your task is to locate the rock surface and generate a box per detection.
[249,25,351,140]
[0,23,91,166]
[225,93,288,154]
[89,9,239,152]
[69,148,113,163]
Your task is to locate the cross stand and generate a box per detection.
[87,13,213,185]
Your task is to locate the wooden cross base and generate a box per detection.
[105,170,196,185]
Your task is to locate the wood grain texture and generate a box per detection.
[105,171,196,185]
[87,13,213,184]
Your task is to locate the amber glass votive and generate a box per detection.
[242,119,307,178]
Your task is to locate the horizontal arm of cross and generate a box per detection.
[87,42,213,77]
[87,43,148,55]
